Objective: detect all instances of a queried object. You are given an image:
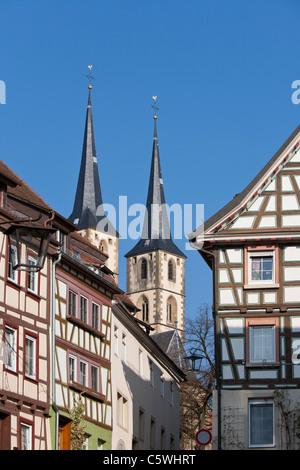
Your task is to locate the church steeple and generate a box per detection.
[69,71,116,236]
[125,102,185,259]
[125,98,186,338]
[69,67,119,278]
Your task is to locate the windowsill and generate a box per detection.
[244,284,279,290]
[69,381,105,402]
[66,314,105,339]
[246,362,280,368]
[6,278,21,290]
[26,290,41,301]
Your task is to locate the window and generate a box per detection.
[160,375,165,398]
[114,326,119,356]
[7,244,17,282]
[5,326,17,372]
[246,247,277,285]
[167,302,172,323]
[25,334,37,380]
[68,290,77,317]
[27,256,38,293]
[150,418,156,449]
[149,360,154,387]
[121,333,126,362]
[92,302,100,330]
[250,325,276,363]
[160,427,166,450]
[91,364,99,392]
[139,409,145,442]
[80,296,88,323]
[170,382,174,407]
[20,422,32,450]
[249,400,274,447]
[69,355,77,382]
[80,360,87,386]
[141,258,147,279]
[117,393,128,429]
[168,260,174,281]
[142,297,149,322]
[138,349,143,376]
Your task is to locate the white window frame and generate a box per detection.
[69,354,77,383]
[7,244,17,282]
[248,250,275,285]
[27,256,38,294]
[80,359,88,387]
[249,325,276,363]
[68,290,77,317]
[20,422,32,450]
[91,364,99,392]
[80,295,88,323]
[249,400,274,448]
[92,302,100,330]
[5,326,17,372]
[25,334,36,380]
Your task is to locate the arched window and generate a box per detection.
[99,239,107,253]
[142,297,149,322]
[168,260,174,281]
[141,258,147,279]
[167,296,177,325]
[137,295,149,323]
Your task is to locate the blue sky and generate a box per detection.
[1,0,300,319]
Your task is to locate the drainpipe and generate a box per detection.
[198,246,222,450]
[51,247,62,450]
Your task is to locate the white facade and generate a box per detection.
[111,299,184,450]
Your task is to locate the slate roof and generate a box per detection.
[69,88,117,236]
[125,117,186,259]
[151,329,190,371]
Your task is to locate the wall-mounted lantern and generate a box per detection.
[5,218,56,272]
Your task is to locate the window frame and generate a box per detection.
[24,332,38,381]
[246,318,279,364]
[27,255,39,295]
[68,289,77,317]
[7,242,18,284]
[20,419,33,450]
[80,295,88,324]
[245,245,278,287]
[4,324,18,373]
[249,400,274,448]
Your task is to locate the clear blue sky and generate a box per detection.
[1,0,300,319]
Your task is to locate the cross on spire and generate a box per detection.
[86,65,95,89]
[152,95,159,119]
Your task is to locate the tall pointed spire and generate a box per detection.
[125,98,185,258]
[69,68,116,235]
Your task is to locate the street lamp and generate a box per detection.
[4,216,56,272]
[185,350,205,371]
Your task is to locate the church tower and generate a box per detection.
[69,69,119,279]
[125,101,186,338]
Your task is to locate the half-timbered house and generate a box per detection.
[190,124,300,450]
[0,160,57,450]
[53,230,122,450]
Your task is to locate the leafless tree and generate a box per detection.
[180,304,215,449]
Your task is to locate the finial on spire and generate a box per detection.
[86,65,95,89]
[152,95,158,119]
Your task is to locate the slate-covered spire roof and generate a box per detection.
[69,86,117,236]
[125,115,185,259]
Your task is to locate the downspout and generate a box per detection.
[51,247,62,450]
[197,246,221,450]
